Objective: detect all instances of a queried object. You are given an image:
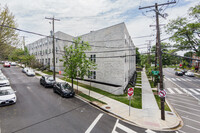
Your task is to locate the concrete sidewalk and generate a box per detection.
[35,70,182,131]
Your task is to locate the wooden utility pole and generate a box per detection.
[139,1,176,120]
[45,16,60,81]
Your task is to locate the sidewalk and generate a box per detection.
[35,70,182,131]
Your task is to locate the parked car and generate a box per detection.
[175,71,183,76]
[53,82,75,98]
[0,76,10,87]
[180,69,187,75]
[11,62,17,66]
[22,67,29,73]
[185,71,194,77]
[26,69,35,76]
[40,75,55,88]
[0,86,17,106]
[3,62,10,67]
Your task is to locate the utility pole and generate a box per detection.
[45,16,60,81]
[146,40,153,64]
[139,1,176,120]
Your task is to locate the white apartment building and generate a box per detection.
[27,23,136,95]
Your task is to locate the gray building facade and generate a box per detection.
[27,23,136,95]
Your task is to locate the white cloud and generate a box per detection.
[0,0,198,51]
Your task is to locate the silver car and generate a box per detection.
[0,76,10,87]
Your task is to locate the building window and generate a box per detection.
[49,49,51,54]
[90,54,96,63]
[56,58,58,63]
[48,58,50,65]
[88,71,96,79]
[45,58,47,63]
[46,49,48,54]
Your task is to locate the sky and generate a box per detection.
[0,0,199,54]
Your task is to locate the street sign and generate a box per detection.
[128,88,134,96]
[152,71,159,75]
[159,90,166,97]
[179,64,182,67]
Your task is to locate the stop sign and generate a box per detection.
[128,88,134,96]
[179,64,182,67]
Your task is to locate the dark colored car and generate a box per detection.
[175,71,183,76]
[40,75,55,88]
[53,82,75,98]
[181,69,187,75]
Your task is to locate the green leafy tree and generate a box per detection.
[0,5,19,59]
[61,37,96,89]
[136,47,141,65]
[166,4,200,55]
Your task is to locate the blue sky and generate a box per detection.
[0,0,198,53]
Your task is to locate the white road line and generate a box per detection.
[196,89,200,92]
[171,78,176,81]
[112,119,119,133]
[171,103,200,112]
[180,78,186,81]
[167,88,175,94]
[166,78,171,81]
[182,116,200,124]
[176,78,181,81]
[178,130,187,133]
[185,125,200,131]
[180,88,192,95]
[168,99,199,107]
[189,89,200,95]
[176,109,200,117]
[85,113,103,133]
[186,78,191,81]
[174,88,183,94]
[117,123,137,133]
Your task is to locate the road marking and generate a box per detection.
[180,78,186,81]
[167,88,175,94]
[178,130,187,133]
[112,119,137,133]
[85,113,103,133]
[145,129,156,133]
[185,78,191,81]
[174,88,183,94]
[171,78,176,81]
[180,88,192,95]
[176,109,200,117]
[176,78,181,81]
[189,89,200,95]
[185,125,200,131]
[168,99,199,107]
[182,116,200,124]
[197,89,200,92]
[166,78,171,81]
[171,103,200,112]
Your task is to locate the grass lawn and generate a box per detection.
[78,92,106,104]
[42,70,58,75]
[61,77,142,109]
[153,90,171,111]
[35,73,42,76]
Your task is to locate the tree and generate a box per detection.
[61,37,96,89]
[166,4,200,55]
[136,47,141,65]
[0,5,19,59]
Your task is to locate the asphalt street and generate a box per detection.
[0,65,175,133]
[164,68,200,133]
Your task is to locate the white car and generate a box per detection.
[0,86,17,106]
[26,69,35,76]
[11,62,17,66]
[0,76,10,87]
[22,67,29,73]
[185,71,194,77]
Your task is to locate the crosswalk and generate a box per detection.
[166,87,200,95]
[165,77,200,82]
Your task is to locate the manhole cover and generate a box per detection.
[105,106,110,109]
